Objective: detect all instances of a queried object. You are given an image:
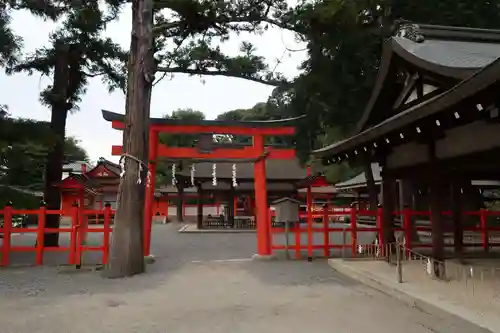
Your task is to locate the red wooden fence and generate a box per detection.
[1,203,499,267]
[271,206,500,259]
[0,203,113,267]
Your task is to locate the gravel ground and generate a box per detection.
[0,223,491,333]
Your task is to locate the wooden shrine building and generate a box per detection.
[313,22,500,268]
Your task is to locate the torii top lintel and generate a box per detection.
[102,110,305,136]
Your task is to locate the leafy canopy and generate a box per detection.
[0,114,88,191]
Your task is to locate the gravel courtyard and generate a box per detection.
[0,223,491,333]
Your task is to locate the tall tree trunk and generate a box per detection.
[106,0,154,278]
[43,44,71,247]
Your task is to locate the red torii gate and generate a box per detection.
[101,110,302,258]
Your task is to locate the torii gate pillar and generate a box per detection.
[253,135,272,256]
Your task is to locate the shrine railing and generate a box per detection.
[0,203,113,267]
[270,207,500,259]
[2,204,500,267]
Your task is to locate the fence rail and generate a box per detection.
[270,207,500,259]
[2,204,500,267]
[0,204,113,267]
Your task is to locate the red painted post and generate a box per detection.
[480,208,489,253]
[376,205,384,255]
[144,129,158,257]
[75,206,84,267]
[403,206,412,254]
[36,202,47,266]
[306,167,313,261]
[295,206,301,259]
[350,207,358,257]
[68,203,78,265]
[103,203,111,265]
[1,202,13,267]
[253,134,271,256]
[323,203,329,257]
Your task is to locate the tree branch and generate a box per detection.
[156,66,289,87]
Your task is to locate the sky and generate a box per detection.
[0,4,307,164]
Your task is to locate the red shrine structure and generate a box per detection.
[102,110,305,257]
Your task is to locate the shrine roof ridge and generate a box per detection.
[313,56,500,158]
[394,21,500,44]
[355,22,500,133]
[102,110,306,128]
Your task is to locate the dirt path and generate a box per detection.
[0,224,491,333]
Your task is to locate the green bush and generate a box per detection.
[0,187,40,209]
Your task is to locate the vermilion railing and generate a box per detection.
[0,204,113,267]
[2,204,499,266]
[270,207,500,259]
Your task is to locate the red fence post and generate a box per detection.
[68,203,79,265]
[480,208,489,253]
[403,206,412,255]
[295,212,301,259]
[103,203,111,265]
[350,207,358,257]
[323,204,329,257]
[36,202,47,266]
[1,202,13,267]
[376,205,384,255]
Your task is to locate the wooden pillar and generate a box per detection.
[450,179,464,257]
[143,129,158,256]
[306,166,313,260]
[177,185,184,222]
[399,179,419,243]
[228,185,235,227]
[427,142,445,277]
[197,184,203,229]
[381,167,397,245]
[233,194,238,217]
[165,193,169,219]
[253,135,271,256]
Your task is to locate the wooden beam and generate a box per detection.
[427,142,445,277]
[111,121,296,136]
[111,145,296,160]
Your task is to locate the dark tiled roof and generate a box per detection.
[176,159,307,180]
[100,159,121,175]
[313,56,500,159]
[55,173,100,195]
[355,22,500,133]
[102,110,305,128]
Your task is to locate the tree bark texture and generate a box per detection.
[43,44,71,247]
[106,0,154,278]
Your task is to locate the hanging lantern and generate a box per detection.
[190,164,196,187]
[171,164,177,187]
[212,163,217,186]
[231,163,238,187]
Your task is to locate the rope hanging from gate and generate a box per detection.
[119,153,150,185]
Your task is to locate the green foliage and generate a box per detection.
[215,102,292,145]
[159,108,206,148]
[0,115,88,191]
[5,1,127,111]
[156,108,206,185]
[0,186,40,209]
[152,0,299,86]
[274,0,500,176]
